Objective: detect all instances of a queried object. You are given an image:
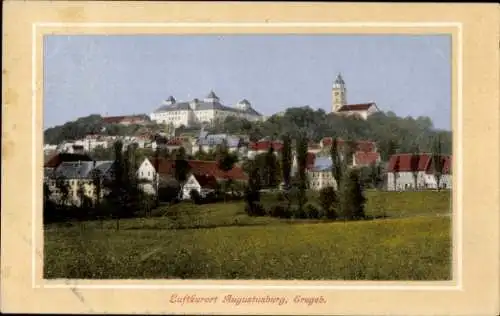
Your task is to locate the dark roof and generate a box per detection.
[44,153,93,168]
[337,102,376,112]
[193,174,218,189]
[153,100,262,116]
[206,91,219,100]
[335,73,345,85]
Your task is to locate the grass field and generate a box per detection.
[44,190,452,280]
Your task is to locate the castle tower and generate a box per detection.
[332,73,347,112]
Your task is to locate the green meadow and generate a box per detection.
[44,190,452,280]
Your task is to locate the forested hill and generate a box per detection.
[44,107,452,161]
[208,107,452,160]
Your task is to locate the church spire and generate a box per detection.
[332,72,347,112]
[335,73,345,85]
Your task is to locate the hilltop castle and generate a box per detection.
[331,73,380,120]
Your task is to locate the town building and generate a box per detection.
[45,160,115,206]
[136,157,248,198]
[247,139,283,159]
[44,153,94,180]
[149,91,263,128]
[182,174,219,199]
[191,131,244,156]
[331,73,380,119]
[307,156,338,191]
[386,153,452,191]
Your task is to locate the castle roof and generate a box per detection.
[153,97,262,116]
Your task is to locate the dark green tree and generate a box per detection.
[216,143,239,201]
[330,137,344,190]
[295,134,309,213]
[318,186,338,219]
[431,135,445,191]
[264,146,279,189]
[281,134,292,190]
[339,168,366,220]
[368,161,383,190]
[244,160,264,216]
[174,146,191,200]
[410,145,421,190]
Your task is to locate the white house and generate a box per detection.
[149,91,263,128]
[181,174,218,200]
[386,153,452,191]
[136,157,162,194]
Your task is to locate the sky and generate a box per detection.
[43,34,451,130]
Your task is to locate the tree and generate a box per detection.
[330,137,344,190]
[295,134,309,213]
[343,139,357,167]
[318,186,338,219]
[153,146,160,206]
[410,145,420,190]
[55,175,71,207]
[264,146,279,189]
[244,160,264,216]
[339,168,366,220]
[174,146,190,200]
[281,134,292,190]
[216,143,239,202]
[368,162,383,190]
[392,156,400,191]
[431,135,445,191]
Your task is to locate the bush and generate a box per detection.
[319,186,339,220]
[291,205,308,219]
[266,203,292,219]
[244,202,266,217]
[305,203,321,219]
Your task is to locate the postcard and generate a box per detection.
[1,1,499,315]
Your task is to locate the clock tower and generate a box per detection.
[332,73,347,112]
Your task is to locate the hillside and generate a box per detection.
[44,107,452,161]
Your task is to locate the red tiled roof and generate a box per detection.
[249,141,283,152]
[148,158,248,181]
[338,102,375,112]
[387,153,452,174]
[321,137,376,152]
[354,151,380,166]
[44,153,93,168]
[193,174,218,189]
[166,139,183,146]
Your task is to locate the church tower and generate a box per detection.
[332,73,347,112]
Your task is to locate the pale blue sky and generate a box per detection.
[43,34,451,130]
